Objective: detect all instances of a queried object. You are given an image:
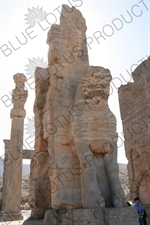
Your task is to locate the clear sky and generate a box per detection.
[0,0,150,164]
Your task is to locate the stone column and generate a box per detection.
[1,74,28,222]
[1,139,10,211]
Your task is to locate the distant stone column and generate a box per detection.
[1,139,10,211]
[1,74,28,222]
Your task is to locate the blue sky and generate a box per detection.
[0,0,149,164]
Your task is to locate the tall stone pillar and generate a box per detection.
[1,139,10,211]
[1,74,28,222]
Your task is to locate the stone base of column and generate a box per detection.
[0,211,23,222]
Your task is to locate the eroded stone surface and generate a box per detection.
[70,66,125,208]
[29,4,125,212]
[118,57,150,204]
[104,207,138,225]
[22,207,139,225]
[29,152,51,209]
[31,4,89,210]
[2,74,28,216]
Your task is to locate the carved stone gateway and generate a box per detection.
[23,4,139,225]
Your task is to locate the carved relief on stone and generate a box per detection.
[29,5,125,211]
[128,148,150,204]
[118,57,150,205]
[70,66,125,208]
[80,66,111,109]
[29,152,51,209]
[11,74,28,118]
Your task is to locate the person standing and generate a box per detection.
[132,197,146,225]
[140,201,147,225]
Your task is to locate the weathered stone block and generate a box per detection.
[23,207,139,225]
[104,207,139,225]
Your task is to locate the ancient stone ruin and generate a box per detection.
[23,4,138,225]
[1,74,28,221]
[1,4,146,225]
[118,58,150,206]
